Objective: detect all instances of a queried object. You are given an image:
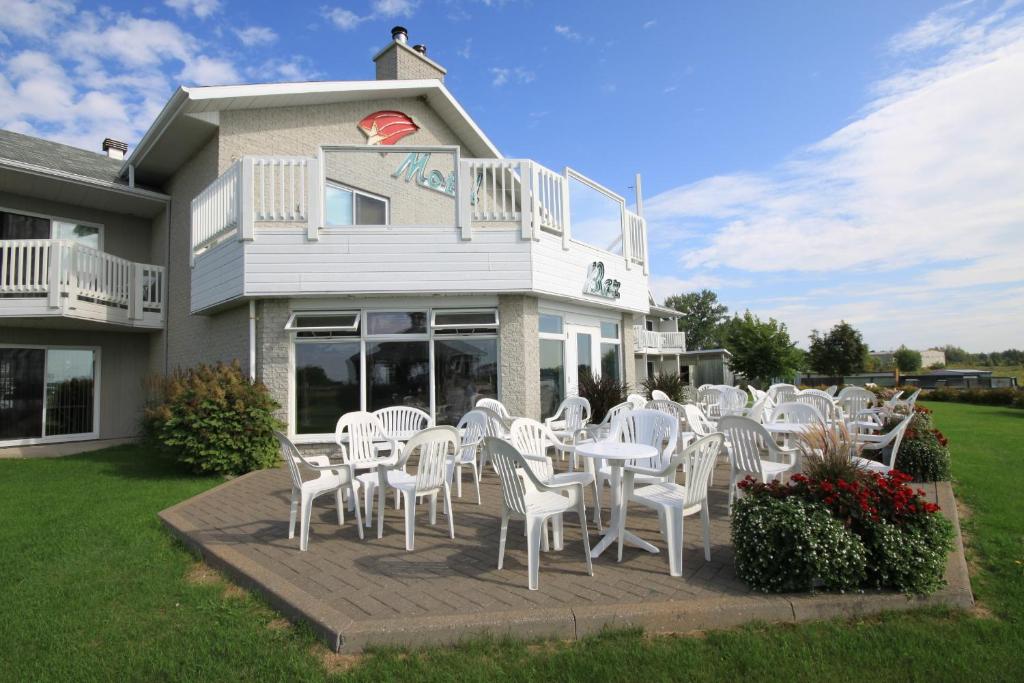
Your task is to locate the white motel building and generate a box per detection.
[0,27,691,452]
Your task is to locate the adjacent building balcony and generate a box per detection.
[188,149,651,314]
[633,327,686,354]
[0,240,165,329]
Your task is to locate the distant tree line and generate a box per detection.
[938,345,1023,367]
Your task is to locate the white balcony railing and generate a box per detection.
[191,155,648,270]
[0,240,165,327]
[633,326,686,353]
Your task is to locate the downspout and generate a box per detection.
[249,299,257,382]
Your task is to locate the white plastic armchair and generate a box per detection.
[336,411,401,527]
[276,431,363,551]
[718,415,799,510]
[375,426,460,550]
[450,410,487,504]
[719,387,748,417]
[485,437,593,591]
[584,401,634,442]
[769,401,824,425]
[509,418,596,508]
[838,387,876,429]
[618,433,724,576]
[626,393,649,409]
[825,385,839,397]
[374,405,433,436]
[767,383,798,404]
[743,395,772,424]
[476,397,513,423]
[475,405,512,474]
[851,413,913,475]
[795,389,838,424]
[679,385,699,405]
[544,396,592,469]
[698,385,724,419]
[650,389,671,401]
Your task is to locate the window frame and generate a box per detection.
[284,311,360,334]
[323,181,391,227]
[0,205,104,251]
[430,308,500,331]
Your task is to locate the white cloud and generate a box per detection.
[234,26,278,47]
[323,0,418,30]
[177,55,240,85]
[646,2,1024,349]
[323,7,365,30]
[249,56,321,82]
[457,38,472,59]
[643,19,657,30]
[372,0,418,17]
[0,0,73,40]
[490,66,535,86]
[165,0,222,20]
[554,24,582,41]
[663,85,677,93]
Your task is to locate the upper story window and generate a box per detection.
[366,311,427,336]
[0,210,102,250]
[285,312,360,338]
[324,182,389,226]
[539,313,564,335]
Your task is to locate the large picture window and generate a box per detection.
[434,338,497,426]
[0,346,96,444]
[366,341,430,412]
[294,341,361,434]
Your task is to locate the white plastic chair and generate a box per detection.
[374,426,459,550]
[276,431,363,551]
[698,385,724,419]
[450,410,487,504]
[838,387,875,426]
[743,395,772,424]
[650,389,671,402]
[767,383,798,404]
[851,414,914,474]
[618,433,725,576]
[335,411,401,527]
[684,403,729,484]
[475,404,512,474]
[679,385,699,405]
[825,385,839,397]
[795,389,838,424]
[373,405,433,436]
[544,396,592,469]
[769,401,824,425]
[718,415,799,510]
[485,437,593,591]
[509,418,596,506]
[476,397,513,423]
[719,387,748,417]
[646,398,689,453]
[584,401,634,443]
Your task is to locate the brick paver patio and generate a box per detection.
[161,461,973,652]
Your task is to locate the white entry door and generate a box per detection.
[566,324,600,396]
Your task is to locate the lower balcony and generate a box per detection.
[633,327,686,354]
[0,240,165,329]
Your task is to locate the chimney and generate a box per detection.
[102,138,128,160]
[373,26,447,82]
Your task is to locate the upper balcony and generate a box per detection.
[633,326,686,354]
[189,147,650,314]
[0,240,165,329]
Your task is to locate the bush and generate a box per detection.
[862,514,953,593]
[145,361,283,476]
[924,386,1023,407]
[732,496,867,593]
[896,435,952,482]
[578,369,628,424]
[641,372,688,402]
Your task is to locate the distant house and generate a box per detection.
[921,348,946,367]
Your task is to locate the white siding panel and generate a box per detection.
[530,233,648,313]
[191,238,245,311]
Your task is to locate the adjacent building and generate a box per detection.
[0,28,687,451]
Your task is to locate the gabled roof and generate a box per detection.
[0,129,123,185]
[124,79,502,185]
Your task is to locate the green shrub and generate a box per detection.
[924,386,1023,407]
[896,435,952,482]
[145,361,283,476]
[731,496,867,593]
[862,515,953,594]
[641,372,688,402]
[578,369,628,424]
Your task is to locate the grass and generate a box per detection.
[0,402,1021,681]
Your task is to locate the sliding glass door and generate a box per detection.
[0,346,96,443]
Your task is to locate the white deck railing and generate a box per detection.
[191,154,648,268]
[0,240,165,326]
[633,326,686,353]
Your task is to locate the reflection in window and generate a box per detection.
[539,314,563,334]
[568,175,624,255]
[600,322,619,339]
[324,182,389,226]
[45,349,95,436]
[366,341,430,412]
[434,338,498,426]
[577,333,592,380]
[601,343,621,381]
[52,222,100,250]
[294,342,361,434]
[540,339,564,419]
[366,311,427,335]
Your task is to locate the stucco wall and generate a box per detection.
[498,294,540,420]
[218,98,468,174]
[0,327,152,440]
[254,298,291,426]
[160,137,249,373]
[0,191,152,264]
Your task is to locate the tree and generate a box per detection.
[940,345,970,364]
[717,311,802,387]
[806,321,869,381]
[894,346,922,373]
[663,289,728,350]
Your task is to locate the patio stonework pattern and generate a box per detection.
[160,463,973,653]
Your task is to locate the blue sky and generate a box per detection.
[2,0,1022,351]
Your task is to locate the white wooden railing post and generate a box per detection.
[458,159,473,240]
[47,241,62,309]
[129,263,144,320]
[531,165,542,241]
[306,157,321,241]
[239,157,254,241]
[519,161,534,240]
[641,217,649,275]
[65,243,78,308]
[622,205,632,271]
[561,168,571,250]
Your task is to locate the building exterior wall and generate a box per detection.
[375,44,447,81]
[0,190,153,263]
[622,312,639,391]
[160,136,250,373]
[0,327,152,440]
[254,298,291,426]
[498,294,540,420]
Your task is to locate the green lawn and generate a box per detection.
[0,402,1021,681]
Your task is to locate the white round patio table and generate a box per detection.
[575,441,660,560]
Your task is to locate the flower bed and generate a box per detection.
[879,406,951,481]
[732,469,952,595]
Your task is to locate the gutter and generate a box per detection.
[0,158,170,203]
